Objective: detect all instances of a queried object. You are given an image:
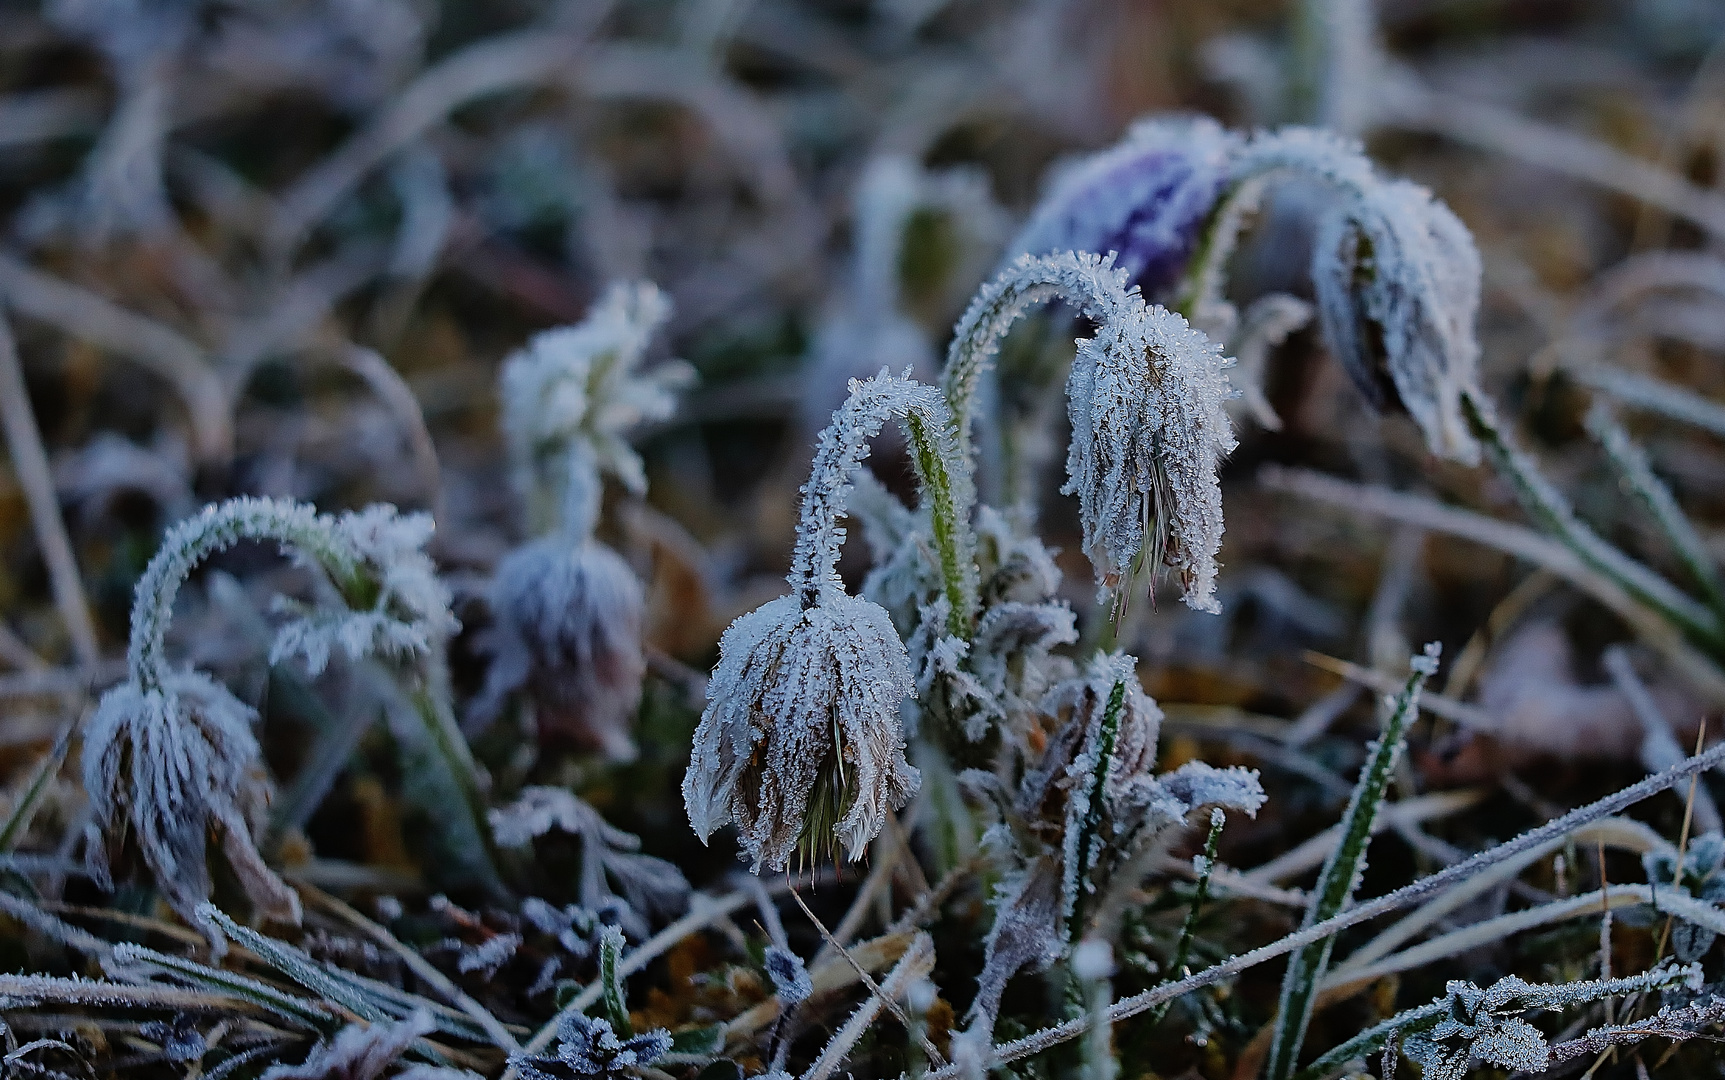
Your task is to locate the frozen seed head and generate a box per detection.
[683,593,919,872]
[83,669,298,929]
[473,535,646,759]
[500,280,691,528]
[1009,116,1238,300]
[1312,178,1482,463]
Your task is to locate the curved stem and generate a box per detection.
[128,497,364,693]
[940,253,1141,467]
[790,373,977,638]
[1462,391,1725,653]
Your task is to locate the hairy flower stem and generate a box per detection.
[407,668,506,896]
[1265,645,1437,1080]
[1461,391,1725,653]
[793,373,978,638]
[1148,807,1225,1026]
[129,499,368,693]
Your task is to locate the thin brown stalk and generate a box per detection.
[0,314,99,666]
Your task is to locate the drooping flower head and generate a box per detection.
[1008,116,1238,300]
[84,496,457,932]
[472,534,647,759]
[1312,176,1482,463]
[684,371,978,870]
[944,251,1236,613]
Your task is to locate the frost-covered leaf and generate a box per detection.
[507,1014,671,1080]
[260,1010,432,1080]
[490,788,689,937]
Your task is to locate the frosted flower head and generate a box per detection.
[1055,254,1236,613]
[501,281,691,517]
[270,504,458,675]
[1312,178,1483,463]
[508,1014,671,1080]
[83,669,299,928]
[1010,117,1238,299]
[473,535,646,759]
[682,593,920,872]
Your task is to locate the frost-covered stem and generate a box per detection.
[598,925,630,1034]
[792,373,977,638]
[405,666,503,895]
[940,253,1140,465]
[1149,808,1225,1027]
[557,441,603,544]
[127,499,367,694]
[1586,403,1725,626]
[922,740,1725,1080]
[1462,391,1725,653]
[1264,644,1437,1080]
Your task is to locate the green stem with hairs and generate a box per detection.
[904,408,977,638]
[1148,807,1226,1026]
[1265,649,1436,1080]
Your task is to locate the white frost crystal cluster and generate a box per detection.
[1403,966,1703,1080]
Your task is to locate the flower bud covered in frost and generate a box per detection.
[683,371,974,871]
[1312,177,1482,463]
[84,669,298,926]
[1008,116,1237,299]
[473,534,646,759]
[945,251,1235,613]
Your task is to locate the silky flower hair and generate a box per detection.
[1007,116,1237,300]
[84,496,454,931]
[684,371,977,870]
[944,251,1235,613]
[499,280,692,531]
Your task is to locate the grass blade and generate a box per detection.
[1264,645,1438,1080]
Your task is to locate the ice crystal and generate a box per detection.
[500,281,691,535]
[683,592,920,871]
[489,787,689,938]
[508,1014,671,1080]
[1312,178,1482,464]
[261,1010,433,1080]
[83,668,298,929]
[764,945,813,1005]
[470,535,646,759]
[1008,116,1237,299]
[946,251,1235,612]
[1646,832,1725,961]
